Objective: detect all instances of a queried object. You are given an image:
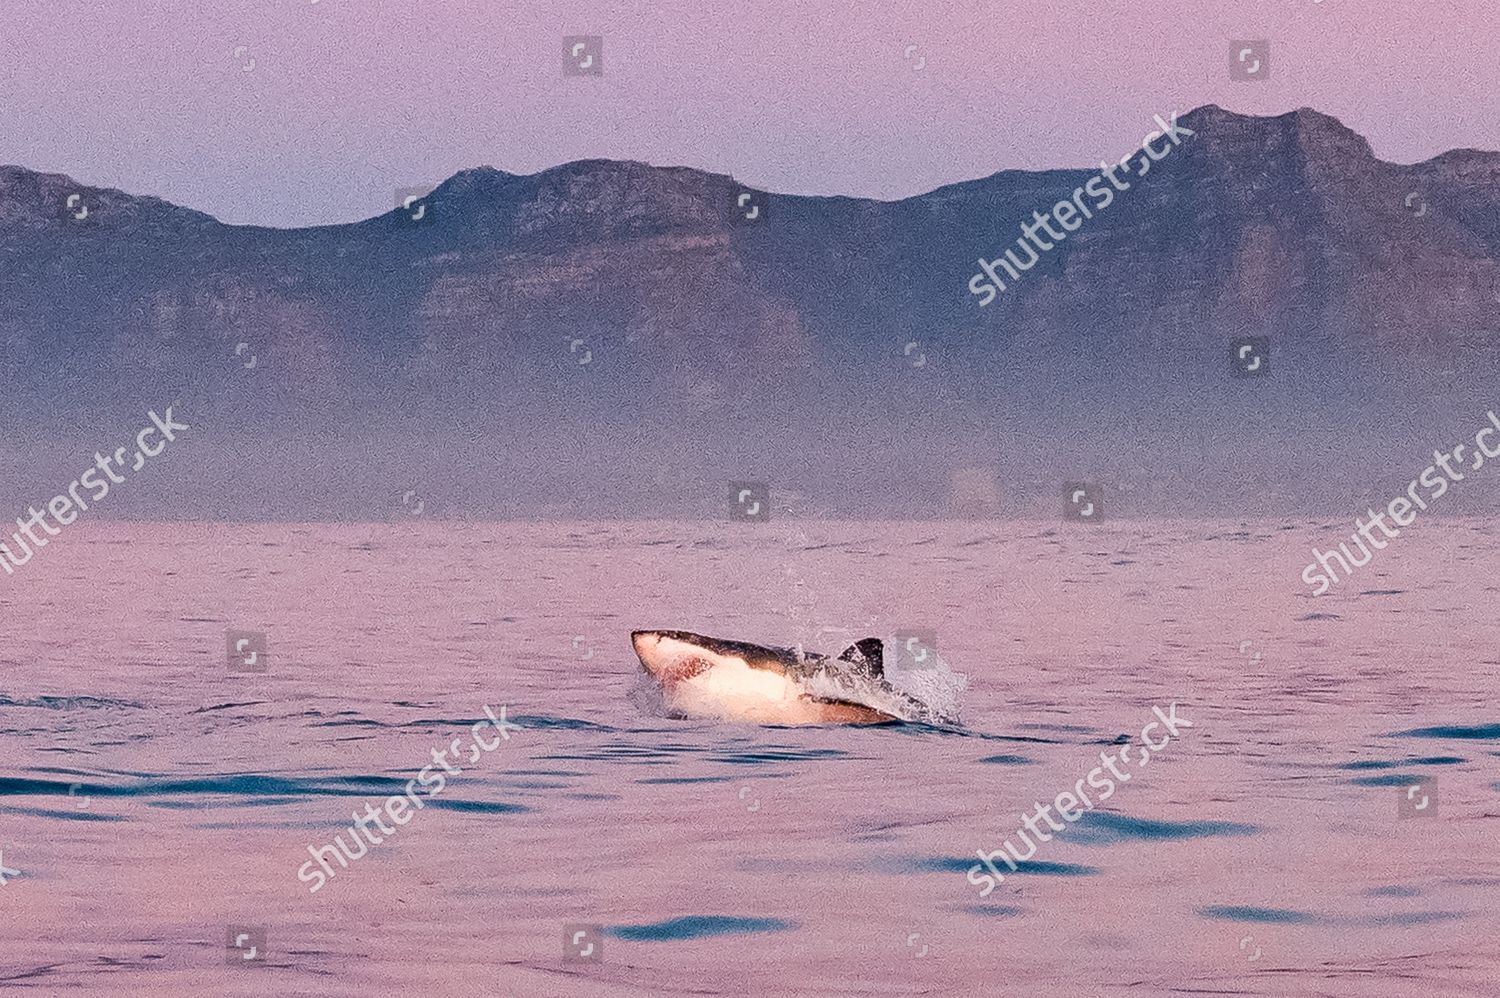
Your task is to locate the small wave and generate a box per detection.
[608,916,797,941]
[0,695,144,710]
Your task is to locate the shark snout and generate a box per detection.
[631,629,717,683]
[631,630,670,676]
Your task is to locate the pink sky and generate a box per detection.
[1,0,1493,227]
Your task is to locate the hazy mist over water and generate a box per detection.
[6,347,1500,521]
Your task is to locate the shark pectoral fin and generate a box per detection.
[837,638,886,678]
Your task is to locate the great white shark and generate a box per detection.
[630,630,957,726]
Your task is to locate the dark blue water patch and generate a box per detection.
[635,776,736,785]
[0,695,143,710]
[150,775,374,797]
[1199,906,1320,925]
[1348,774,1420,787]
[0,773,441,803]
[1338,756,1464,770]
[1069,812,1259,845]
[904,856,1101,877]
[325,775,417,792]
[1363,885,1421,899]
[508,769,589,778]
[955,904,1025,918]
[977,754,1035,766]
[538,745,701,764]
[712,748,852,765]
[26,765,158,779]
[0,777,82,796]
[608,916,797,942]
[0,806,126,822]
[989,733,1068,745]
[880,721,968,738]
[885,726,1068,743]
[1393,723,1500,740]
[145,796,305,810]
[1019,722,1096,734]
[1360,911,1465,927]
[504,714,618,733]
[191,820,332,831]
[423,799,530,814]
[190,701,267,714]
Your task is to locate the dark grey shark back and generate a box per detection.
[636,630,885,677]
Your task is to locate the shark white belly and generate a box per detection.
[630,630,952,726]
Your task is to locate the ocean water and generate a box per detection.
[1,519,1497,997]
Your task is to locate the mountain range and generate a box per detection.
[2,104,1498,519]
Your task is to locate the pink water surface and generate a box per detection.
[1,519,1497,996]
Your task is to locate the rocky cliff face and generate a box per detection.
[4,106,1496,390]
[2,106,1497,516]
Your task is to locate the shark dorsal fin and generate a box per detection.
[837,638,885,677]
